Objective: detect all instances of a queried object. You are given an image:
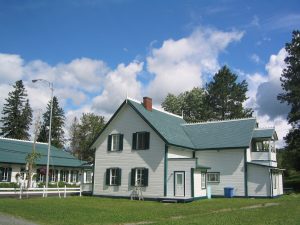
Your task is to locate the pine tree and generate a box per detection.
[37,96,65,149]
[278,30,300,171]
[0,80,32,140]
[69,113,105,161]
[206,66,253,120]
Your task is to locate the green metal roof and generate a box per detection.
[182,118,256,150]
[127,99,257,150]
[252,128,277,140]
[0,138,85,167]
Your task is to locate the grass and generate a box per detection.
[0,195,299,225]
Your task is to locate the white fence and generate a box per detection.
[0,185,82,199]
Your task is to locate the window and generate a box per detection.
[49,169,58,182]
[201,173,206,189]
[85,171,92,183]
[36,169,45,182]
[71,170,79,183]
[131,168,149,187]
[207,172,220,183]
[0,167,11,182]
[60,170,69,182]
[107,134,123,151]
[132,132,150,150]
[253,140,271,152]
[105,168,121,186]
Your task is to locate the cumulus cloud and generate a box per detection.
[146,27,244,102]
[92,61,143,114]
[0,53,24,83]
[256,48,289,119]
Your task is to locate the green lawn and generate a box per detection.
[0,195,299,225]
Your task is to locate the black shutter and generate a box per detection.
[119,134,123,151]
[116,168,122,185]
[107,135,112,151]
[106,169,110,185]
[131,168,136,186]
[144,132,150,149]
[132,133,137,150]
[8,168,12,182]
[143,168,149,187]
[0,167,3,181]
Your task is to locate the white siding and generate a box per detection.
[272,171,283,196]
[196,149,245,197]
[167,158,195,198]
[93,104,165,198]
[247,164,270,197]
[194,171,207,197]
[168,147,193,158]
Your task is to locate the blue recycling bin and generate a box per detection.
[224,187,234,198]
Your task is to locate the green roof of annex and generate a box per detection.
[126,98,277,150]
[0,137,85,167]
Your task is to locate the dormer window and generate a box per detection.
[107,134,123,151]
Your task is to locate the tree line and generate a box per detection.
[161,65,253,122]
[0,81,105,161]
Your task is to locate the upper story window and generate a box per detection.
[105,168,121,186]
[252,139,275,152]
[0,167,12,182]
[207,172,220,183]
[132,132,150,150]
[131,168,149,187]
[107,134,123,151]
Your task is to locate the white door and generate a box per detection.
[174,172,185,197]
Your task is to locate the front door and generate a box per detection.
[174,172,185,197]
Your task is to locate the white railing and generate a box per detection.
[0,185,82,199]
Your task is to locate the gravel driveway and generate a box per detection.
[0,213,39,225]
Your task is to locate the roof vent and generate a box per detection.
[143,97,152,111]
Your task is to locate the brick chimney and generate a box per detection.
[143,97,152,111]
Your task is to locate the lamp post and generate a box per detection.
[32,79,53,197]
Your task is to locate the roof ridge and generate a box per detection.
[127,97,184,119]
[181,117,256,126]
[254,127,275,130]
[0,137,48,145]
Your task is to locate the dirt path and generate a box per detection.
[0,213,39,225]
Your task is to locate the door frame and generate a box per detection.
[174,171,185,197]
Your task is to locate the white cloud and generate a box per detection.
[92,61,143,114]
[147,27,244,102]
[250,54,262,64]
[250,15,260,27]
[0,53,24,83]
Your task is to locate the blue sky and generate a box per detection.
[0,0,299,145]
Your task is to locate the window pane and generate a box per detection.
[112,134,120,151]
[176,174,183,185]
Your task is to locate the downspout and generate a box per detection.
[164,144,168,197]
[244,149,248,197]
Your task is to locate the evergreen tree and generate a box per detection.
[0,80,32,140]
[206,66,253,120]
[69,113,105,161]
[278,30,300,171]
[162,88,209,122]
[37,96,65,148]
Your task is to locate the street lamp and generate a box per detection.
[32,79,53,197]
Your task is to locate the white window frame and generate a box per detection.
[111,134,120,151]
[135,168,144,186]
[1,168,9,182]
[50,170,57,182]
[85,171,92,183]
[61,170,67,182]
[71,171,78,183]
[109,168,118,185]
[201,173,206,189]
[38,173,44,182]
[207,172,220,183]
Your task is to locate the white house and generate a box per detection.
[0,137,92,187]
[91,97,283,201]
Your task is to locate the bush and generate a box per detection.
[37,182,79,188]
[0,182,19,188]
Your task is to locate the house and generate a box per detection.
[0,137,92,186]
[91,97,283,201]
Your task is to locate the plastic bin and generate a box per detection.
[224,187,234,198]
[207,185,211,199]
